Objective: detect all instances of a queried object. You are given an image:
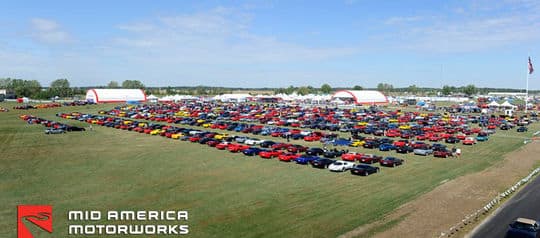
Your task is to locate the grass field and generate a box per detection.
[1,102,538,238]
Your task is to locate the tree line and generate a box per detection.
[1,77,536,98]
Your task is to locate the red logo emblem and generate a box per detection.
[17,205,52,238]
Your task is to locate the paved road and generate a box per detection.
[469,174,540,238]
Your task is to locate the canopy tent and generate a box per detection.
[487,101,500,107]
[500,101,516,108]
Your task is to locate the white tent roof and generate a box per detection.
[487,101,500,107]
[500,101,515,107]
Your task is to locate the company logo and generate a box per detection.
[17,205,52,238]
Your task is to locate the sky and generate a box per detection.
[0,0,539,89]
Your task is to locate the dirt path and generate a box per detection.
[339,141,540,238]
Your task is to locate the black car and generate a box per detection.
[323,150,344,158]
[505,218,540,238]
[310,158,336,168]
[396,146,413,154]
[260,140,276,148]
[445,137,459,144]
[66,126,86,131]
[363,141,380,149]
[517,126,528,133]
[350,164,380,176]
[306,148,325,156]
[379,157,404,167]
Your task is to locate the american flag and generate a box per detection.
[529,57,534,74]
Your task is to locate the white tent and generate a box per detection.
[487,101,500,107]
[85,89,147,103]
[500,101,516,108]
[147,95,158,103]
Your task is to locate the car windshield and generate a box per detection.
[333,162,342,165]
[512,222,537,231]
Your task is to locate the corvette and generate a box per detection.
[359,154,383,164]
[278,153,301,162]
[310,158,336,168]
[295,155,320,164]
[380,157,403,167]
[328,160,355,172]
[350,164,380,176]
[341,152,363,161]
[259,150,282,159]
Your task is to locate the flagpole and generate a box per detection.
[526,55,530,114]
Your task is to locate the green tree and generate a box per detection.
[285,85,296,95]
[320,83,332,94]
[442,85,453,96]
[377,83,394,93]
[462,84,477,96]
[107,81,120,88]
[352,85,363,90]
[8,79,42,98]
[50,79,72,97]
[297,86,310,96]
[407,84,418,94]
[122,80,145,89]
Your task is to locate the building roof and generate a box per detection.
[331,90,388,104]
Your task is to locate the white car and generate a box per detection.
[244,138,264,145]
[328,160,355,172]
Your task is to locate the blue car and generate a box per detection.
[476,132,489,142]
[506,218,540,238]
[333,138,352,146]
[242,147,264,156]
[379,143,396,151]
[295,155,320,164]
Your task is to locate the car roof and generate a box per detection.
[516,218,538,225]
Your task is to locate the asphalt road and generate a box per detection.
[469,174,540,238]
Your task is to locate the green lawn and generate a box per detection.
[1,102,538,238]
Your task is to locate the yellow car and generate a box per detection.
[399,124,411,130]
[196,119,205,124]
[388,119,398,123]
[123,120,133,125]
[150,129,164,135]
[202,123,212,128]
[214,134,229,140]
[357,122,368,126]
[350,140,365,147]
[138,122,147,127]
[171,133,184,139]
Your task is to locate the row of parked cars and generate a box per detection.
[20,114,86,134]
[98,107,488,158]
[58,112,405,176]
[102,102,534,137]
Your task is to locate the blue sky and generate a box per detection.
[0,0,539,89]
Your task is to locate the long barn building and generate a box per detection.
[85,89,147,103]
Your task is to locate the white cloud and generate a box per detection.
[30,18,72,44]
[109,7,358,64]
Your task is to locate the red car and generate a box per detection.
[341,152,363,161]
[215,142,230,150]
[287,145,308,153]
[207,140,220,147]
[278,153,301,162]
[428,134,441,142]
[227,144,250,153]
[462,137,476,145]
[434,150,453,158]
[272,143,291,150]
[304,135,321,141]
[359,154,383,164]
[393,140,409,147]
[416,134,427,140]
[259,150,282,159]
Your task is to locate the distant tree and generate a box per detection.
[377,83,394,93]
[407,84,418,94]
[166,86,175,95]
[352,85,363,90]
[320,83,332,94]
[285,85,296,95]
[297,86,311,96]
[50,79,72,97]
[122,80,145,89]
[9,79,42,98]
[107,81,120,88]
[462,84,478,96]
[0,78,11,88]
[441,85,453,96]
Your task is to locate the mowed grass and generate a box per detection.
[0,102,538,238]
